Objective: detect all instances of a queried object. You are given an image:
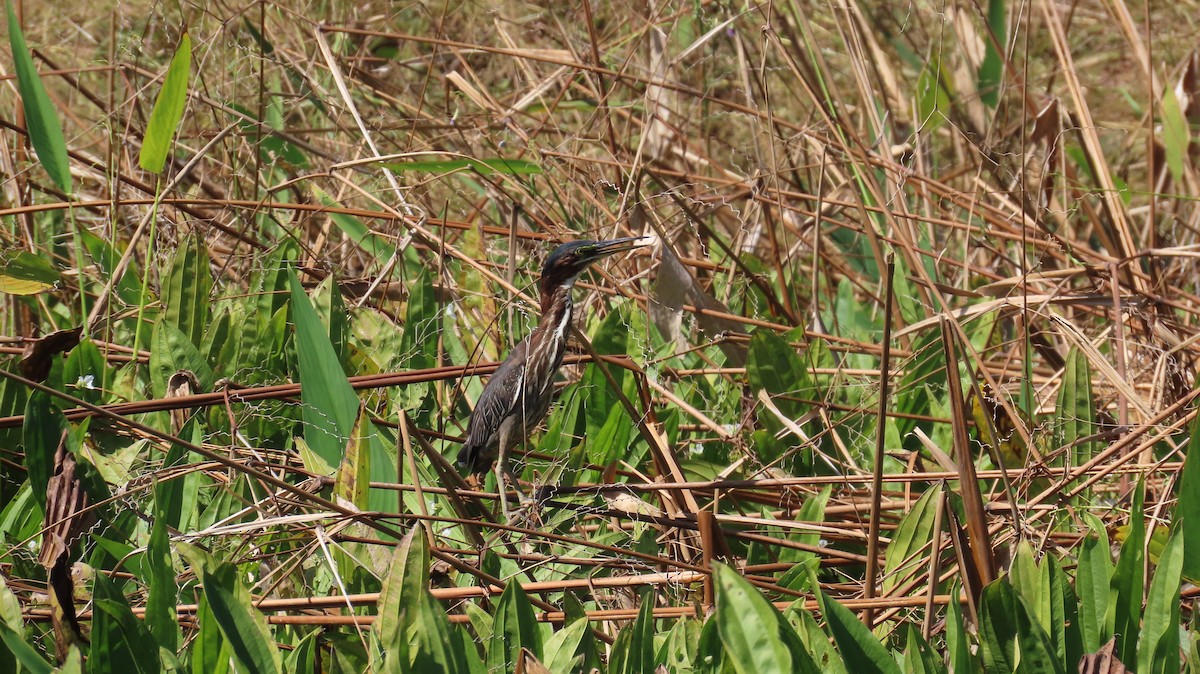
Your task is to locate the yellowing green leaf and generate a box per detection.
[0,250,59,295]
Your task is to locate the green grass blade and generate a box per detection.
[139,31,192,174]
[5,0,71,192]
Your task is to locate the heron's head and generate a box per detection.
[539,236,649,290]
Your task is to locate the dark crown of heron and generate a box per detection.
[537,240,612,312]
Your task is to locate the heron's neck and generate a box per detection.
[538,282,576,336]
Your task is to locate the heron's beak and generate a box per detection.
[587,236,651,260]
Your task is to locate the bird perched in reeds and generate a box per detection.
[456,236,648,520]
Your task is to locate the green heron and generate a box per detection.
[456,236,648,520]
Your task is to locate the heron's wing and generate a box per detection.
[456,340,529,472]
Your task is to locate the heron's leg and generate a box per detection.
[495,443,512,523]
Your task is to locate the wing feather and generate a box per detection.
[456,339,529,472]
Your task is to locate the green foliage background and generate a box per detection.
[2,0,1200,671]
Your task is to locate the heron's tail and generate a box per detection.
[455,442,489,475]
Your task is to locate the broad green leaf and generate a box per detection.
[894,330,945,444]
[542,618,589,674]
[0,576,21,630]
[375,529,467,672]
[161,234,213,349]
[375,526,427,662]
[0,483,43,546]
[201,562,282,674]
[5,1,71,191]
[581,305,632,454]
[313,187,396,263]
[22,391,64,515]
[0,250,60,295]
[693,615,726,674]
[488,579,542,672]
[145,482,178,652]
[149,320,215,399]
[1045,554,1083,669]
[1178,413,1200,581]
[945,582,976,673]
[1111,480,1145,666]
[903,625,945,674]
[382,158,542,174]
[818,589,901,674]
[396,266,440,411]
[1139,527,1183,674]
[882,488,938,595]
[589,401,634,468]
[411,585,468,672]
[91,573,161,674]
[915,65,950,132]
[1054,346,1095,466]
[139,32,192,173]
[289,269,358,467]
[747,329,810,421]
[79,228,145,307]
[283,630,318,674]
[611,591,655,674]
[1008,541,1042,620]
[1077,515,1113,652]
[311,274,349,373]
[976,0,1007,108]
[714,562,818,674]
[1162,83,1189,187]
[192,594,231,674]
[978,577,1064,674]
[54,644,82,674]
[296,436,335,477]
[157,420,200,530]
[0,623,52,674]
[63,338,110,406]
[715,562,791,674]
